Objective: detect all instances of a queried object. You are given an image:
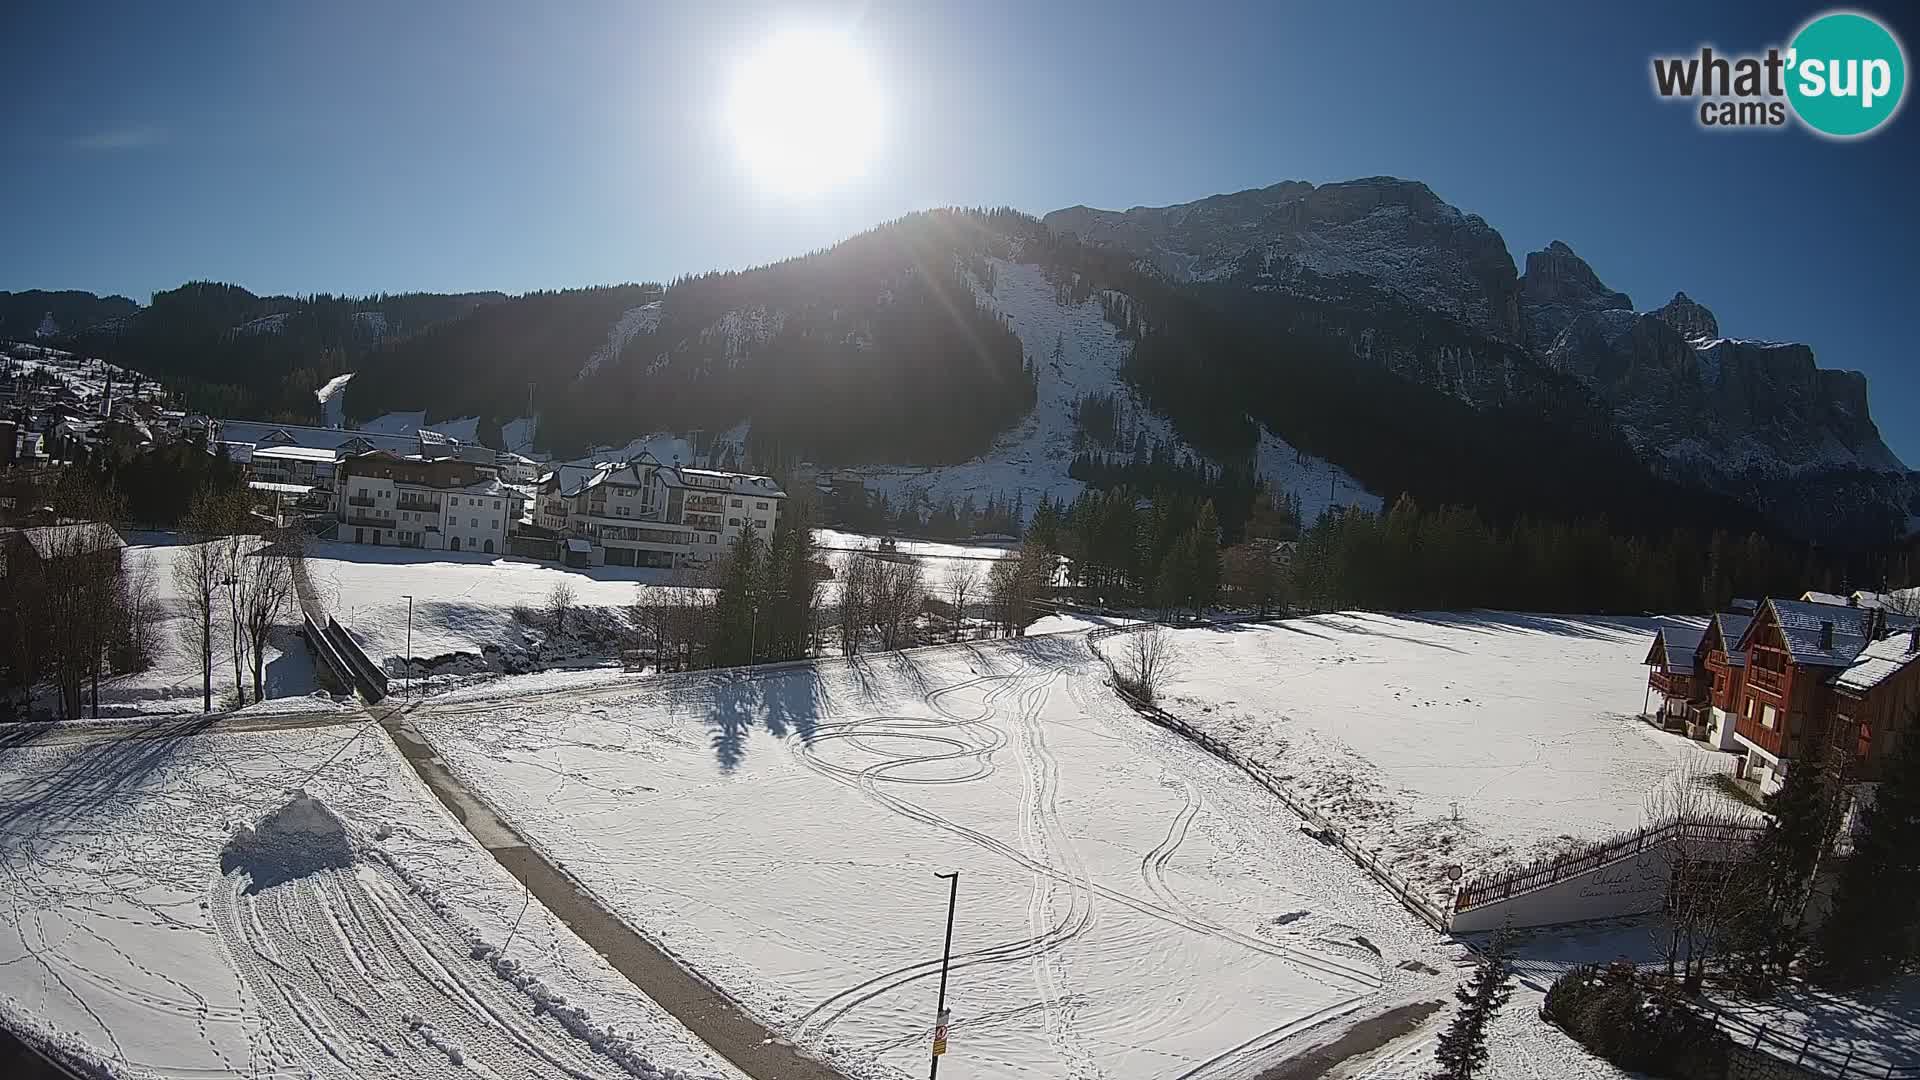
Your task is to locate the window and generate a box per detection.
[494,499,501,509]
[755,520,767,529]
[470,517,479,528]
[1761,704,1778,730]
[731,497,743,507]
[1745,697,1755,718]
[756,501,767,510]
[729,517,741,527]
[491,520,499,530]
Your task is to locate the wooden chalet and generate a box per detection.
[1643,622,1709,735]
[1728,598,1917,794]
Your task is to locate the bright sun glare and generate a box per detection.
[727,29,882,194]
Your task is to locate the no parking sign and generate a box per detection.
[931,1008,951,1056]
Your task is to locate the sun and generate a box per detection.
[726,29,883,194]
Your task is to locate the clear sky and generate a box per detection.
[2,1,1915,461]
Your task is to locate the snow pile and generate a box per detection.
[221,789,358,891]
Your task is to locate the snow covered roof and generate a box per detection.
[1709,613,1753,666]
[1833,628,1920,694]
[1645,623,1704,674]
[1749,599,1920,668]
[1802,590,1850,608]
[7,522,125,559]
[250,444,341,463]
[215,419,422,456]
[659,465,786,498]
[248,480,315,495]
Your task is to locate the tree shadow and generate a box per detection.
[0,715,221,850]
[679,666,831,773]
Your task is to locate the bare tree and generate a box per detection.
[837,555,873,656]
[237,528,297,703]
[1642,762,1763,989]
[868,558,926,651]
[547,581,579,637]
[115,549,162,672]
[174,491,227,714]
[1114,625,1181,705]
[948,564,980,643]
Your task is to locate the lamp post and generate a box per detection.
[402,594,414,697]
[929,871,958,1079]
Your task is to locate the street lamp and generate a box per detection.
[401,594,414,697]
[929,871,958,1079]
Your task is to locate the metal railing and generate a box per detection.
[1712,1005,1920,1079]
[1453,818,1765,912]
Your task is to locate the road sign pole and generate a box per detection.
[930,871,958,1079]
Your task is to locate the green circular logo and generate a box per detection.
[1787,11,1907,137]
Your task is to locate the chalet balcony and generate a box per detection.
[347,495,376,508]
[396,497,441,513]
[1648,670,1694,697]
[685,495,725,512]
[685,512,723,530]
[342,511,390,527]
[1748,666,1787,695]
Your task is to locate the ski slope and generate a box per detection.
[0,718,740,1080]
[846,258,1374,526]
[411,635,1466,1080]
[315,372,354,427]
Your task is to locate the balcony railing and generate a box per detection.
[347,495,376,508]
[1749,666,1787,694]
[396,498,441,513]
[1648,670,1693,697]
[342,512,390,527]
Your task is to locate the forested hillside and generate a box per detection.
[347,209,1037,463]
[63,284,503,421]
[0,290,137,340]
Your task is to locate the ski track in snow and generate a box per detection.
[416,638,1409,1080]
[210,863,631,1079]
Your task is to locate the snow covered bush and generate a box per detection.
[1542,963,1729,1080]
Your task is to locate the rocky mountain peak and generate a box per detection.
[1517,240,1633,352]
[1652,291,1719,342]
[1044,176,1521,341]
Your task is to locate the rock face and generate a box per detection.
[1047,177,1911,542]
[1517,241,1633,352]
[1652,291,1719,342]
[1543,302,1910,538]
[1045,177,1522,341]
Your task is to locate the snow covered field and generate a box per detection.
[407,634,1489,1080]
[814,528,1017,600]
[1138,612,1737,905]
[303,541,667,668]
[0,715,739,1079]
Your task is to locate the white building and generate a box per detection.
[335,450,522,554]
[534,452,784,568]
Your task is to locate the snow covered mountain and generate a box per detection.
[1046,177,1523,341]
[1046,182,1913,543]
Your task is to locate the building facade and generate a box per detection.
[335,450,521,554]
[534,453,785,568]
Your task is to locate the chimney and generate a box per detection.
[1820,621,1835,651]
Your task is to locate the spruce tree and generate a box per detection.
[1431,930,1513,1080]
[1732,743,1840,986]
[1815,724,1920,987]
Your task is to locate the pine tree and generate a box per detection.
[1431,931,1514,1080]
[1815,722,1920,986]
[1731,742,1840,986]
[709,532,761,667]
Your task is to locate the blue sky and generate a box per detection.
[2,0,1915,462]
